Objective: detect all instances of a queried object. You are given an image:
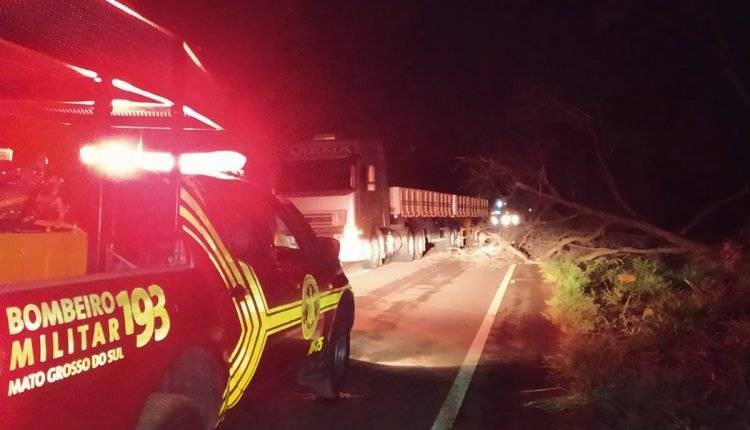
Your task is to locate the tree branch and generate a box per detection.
[584,117,639,217]
[540,163,562,198]
[513,181,709,253]
[680,186,749,235]
[541,224,606,259]
[571,245,689,262]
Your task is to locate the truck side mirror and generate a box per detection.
[367,165,376,191]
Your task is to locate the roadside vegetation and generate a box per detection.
[533,249,750,429]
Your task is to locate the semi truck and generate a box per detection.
[276,135,489,268]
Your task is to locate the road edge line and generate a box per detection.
[430,263,517,430]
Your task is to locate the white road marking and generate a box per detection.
[430,263,517,430]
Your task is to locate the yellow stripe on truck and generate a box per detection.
[178,186,349,415]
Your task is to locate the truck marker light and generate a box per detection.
[178,151,246,178]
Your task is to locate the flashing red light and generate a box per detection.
[80,143,246,179]
[178,151,246,178]
[80,141,174,177]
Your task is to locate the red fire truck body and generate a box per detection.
[0,2,354,428]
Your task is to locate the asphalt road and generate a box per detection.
[222,250,561,430]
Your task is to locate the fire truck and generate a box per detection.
[0,2,353,429]
[276,136,489,268]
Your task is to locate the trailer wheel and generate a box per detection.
[406,229,417,261]
[455,228,465,248]
[396,228,416,262]
[367,233,382,269]
[415,231,426,259]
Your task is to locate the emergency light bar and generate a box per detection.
[80,142,246,179]
[80,141,174,177]
[178,151,246,178]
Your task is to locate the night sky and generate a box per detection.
[131,1,749,233]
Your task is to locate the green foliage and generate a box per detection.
[541,260,598,334]
[540,254,750,429]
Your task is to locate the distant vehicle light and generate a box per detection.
[494,199,504,208]
[510,214,521,225]
[500,214,512,227]
[0,148,13,162]
[80,141,174,177]
[178,151,246,178]
[490,215,500,226]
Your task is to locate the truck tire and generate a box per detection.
[406,229,417,261]
[314,314,351,400]
[367,233,382,269]
[415,231,426,259]
[394,228,416,262]
[136,393,204,430]
[455,228,465,248]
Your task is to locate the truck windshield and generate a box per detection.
[277,158,353,192]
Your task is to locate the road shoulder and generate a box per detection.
[452,264,583,429]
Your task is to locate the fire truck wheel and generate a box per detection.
[136,393,204,430]
[314,318,351,400]
[148,349,223,430]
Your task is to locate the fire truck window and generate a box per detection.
[104,175,187,272]
[197,179,275,262]
[222,200,274,261]
[274,216,300,250]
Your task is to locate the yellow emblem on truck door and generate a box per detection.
[301,275,320,340]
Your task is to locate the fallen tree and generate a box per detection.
[460,89,748,262]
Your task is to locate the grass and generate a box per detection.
[536,253,750,429]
